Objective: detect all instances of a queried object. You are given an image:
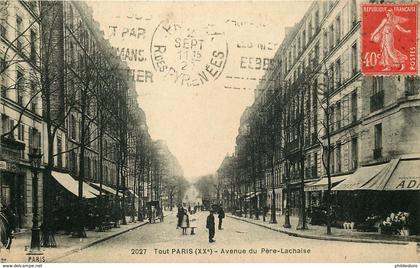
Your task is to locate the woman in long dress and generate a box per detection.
[371,8,411,71]
[180,209,189,235]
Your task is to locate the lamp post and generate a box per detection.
[28,148,43,255]
[121,167,128,225]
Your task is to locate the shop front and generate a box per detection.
[332,157,420,235]
[0,170,25,229]
[49,171,100,232]
[302,173,356,226]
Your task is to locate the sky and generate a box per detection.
[88,1,312,180]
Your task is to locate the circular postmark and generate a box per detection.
[150,20,228,87]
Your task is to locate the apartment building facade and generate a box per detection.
[230,0,420,229]
[0,0,43,229]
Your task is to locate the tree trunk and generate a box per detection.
[298,88,307,230]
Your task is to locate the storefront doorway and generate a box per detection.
[0,172,25,229]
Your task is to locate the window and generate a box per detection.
[69,5,74,29]
[329,65,335,90]
[70,114,77,140]
[335,59,341,86]
[1,115,8,135]
[69,42,75,67]
[16,15,23,51]
[351,91,357,122]
[323,31,328,55]
[329,24,334,51]
[330,105,335,131]
[351,43,358,75]
[336,101,341,129]
[314,43,319,63]
[372,76,383,94]
[351,137,358,169]
[313,152,318,177]
[371,77,384,112]
[335,15,341,45]
[374,123,382,159]
[17,123,24,141]
[104,139,108,158]
[308,21,312,39]
[0,0,6,38]
[297,37,301,54]
[85,156,91,179]
[57,136,63,168]
[31,81,37,113]
[315,10,320,30]
[336,142,341,173]
[351,0,358,27]
[330,146,335,173]
[405,76,418,96]
[29,127,41,149]
[30,30,36,64]
[302,29,306,48]
[70,151,77,175]
[16,68,24,106]
[0,52,6,97]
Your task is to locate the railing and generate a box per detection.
[370,91,384,112]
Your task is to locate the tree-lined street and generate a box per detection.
[57,209,417,263]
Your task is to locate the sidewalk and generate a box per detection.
[227,213,420,245]
[2,219,148,263]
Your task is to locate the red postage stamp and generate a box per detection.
[361,4,418,76]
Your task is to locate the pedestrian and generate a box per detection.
[206,210,215,243]
[151,206,156,224]
[181,209,189,235]
[176,206,183,229]
[218,206,225,230]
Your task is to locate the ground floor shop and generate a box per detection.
[45,171,138,233]
[304,157,420,236]
[0,166,43,230]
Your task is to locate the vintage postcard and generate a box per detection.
[0,0,419,264]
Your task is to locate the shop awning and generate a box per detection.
[304,175,348,192]
[332,162,389,191]
[90,182,119,195]
[360,158,420,191]
[51,171,98,198]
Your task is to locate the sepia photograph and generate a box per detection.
[0,0,419,264]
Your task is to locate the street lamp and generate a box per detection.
[121,167,128,225]
[28,148,43,255]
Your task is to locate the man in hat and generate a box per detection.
[206,210,215,243]
[218,206,225,230]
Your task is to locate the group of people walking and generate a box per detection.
[176,205,225,243]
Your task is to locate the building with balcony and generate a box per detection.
[231,0,420,232]
[0,0,43,229]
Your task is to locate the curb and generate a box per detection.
[227,215,411,246]
[50,221,149,262]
